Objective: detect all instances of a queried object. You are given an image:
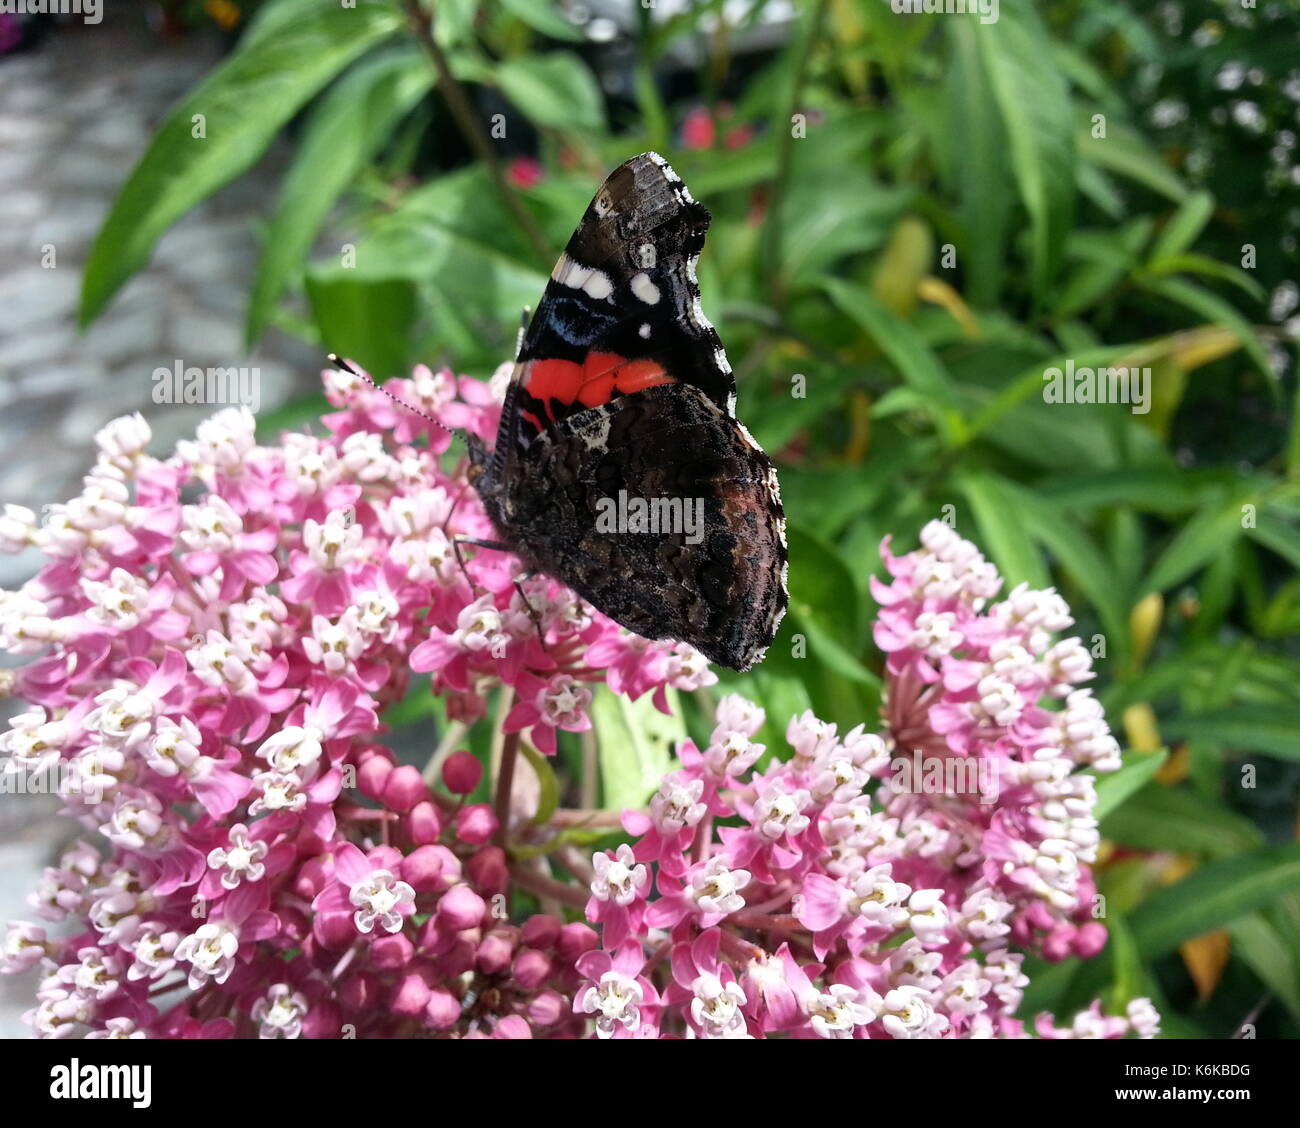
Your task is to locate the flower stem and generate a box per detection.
[403,0,554,268]
[493,730,520,848]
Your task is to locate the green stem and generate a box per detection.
[404,0,554,267]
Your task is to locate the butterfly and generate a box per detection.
[467,152,788,671]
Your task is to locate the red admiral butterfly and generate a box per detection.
[466,153,788,671]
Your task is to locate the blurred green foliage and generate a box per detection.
[82,0,1300,1037]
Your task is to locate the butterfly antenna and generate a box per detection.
[327,354,461,440]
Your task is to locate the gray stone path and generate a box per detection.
[0,8,324,1035]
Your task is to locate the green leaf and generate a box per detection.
[1142,496,1246,596]
[965,346,1127,439]
[1246,508,1300,571]
[518,741,560,825]
[246,48,434,345]
[974,7,1075,292]
[1160,706,1300,761]
[495,52,605,133]
[1144,252,1267,302]
[1092,750,1168,822]
[1129,844,1300,958]
[1228,912,1300,1019]
[590,686,685,811]
[1102,784,1264,858]
[498,0,584,40]
[1079,123,1188,202]
[1015,487,1129,647]
[956,471,1049,588]
[1142,276,1273,383]
[822,278,965,445]
[944,20,1009,306]
[304,274,418,380]
[80,0,402,324]
[1147,190,1214,263]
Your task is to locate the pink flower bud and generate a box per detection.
[521,914,561,951]
[456,803,497,845]
[435,935,478,979]
[315,910,357,950]
[437,885,486,931]
[425,988,460,1030]
[294,854,333,899]
[513,948,553,989]
[357,752,395,800]
[302,1000,342,1039]
[1043,926,1075,963]
[391,969,433,1016]
[339,973,379,1014]
[407,800,443,844]
[370,931,414,970]
[402,844,447,892]
[442,750,483,795]
[527,990,566,1028]
[493,1015,532,1039]
[383,764,429,813]
[1074,921,1108,959]
[467,845,508,897]
[476,928,518,975]
[555,922,599,961]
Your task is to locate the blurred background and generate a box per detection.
[2,0,1299,1038]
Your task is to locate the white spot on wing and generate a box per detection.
[635,243,657,269]
[630,272,661,305]
[639,323,652,339]
[582,270,614,300]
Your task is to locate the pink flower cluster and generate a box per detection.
[571,521,1158,1037]
[0,365,1156,1039]
[0,363,709,1038]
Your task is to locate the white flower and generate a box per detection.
[175,922,240,989]
[349,869,415,934]
[252,984,310,1039]
[590,844,647,907]
[581,972,643,1039]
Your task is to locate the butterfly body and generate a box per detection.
[468,152,787,671]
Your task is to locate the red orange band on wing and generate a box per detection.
[523,353,676,421]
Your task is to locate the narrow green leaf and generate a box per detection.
[519,741,560,825]
[81,0,402,324]
[974,7,1075,292]
[1142,275,1273,383]
[1228,913,1300,1019]
[1246,508,1300,571]
[1142,496,1246,596]
[1129,844,1300,958]
[956,471,1049,588]
[304,274,418,380]
[1102,784,1264,858]
[1091,750,1167,822]
[1079,123,1189,202]
[1160,706,1300,761]
[246,49,434,345]
[822,277,965,445]
[1147,190,1214,263]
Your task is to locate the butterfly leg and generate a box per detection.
[451,534,511,590]
[513,573,551,655]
